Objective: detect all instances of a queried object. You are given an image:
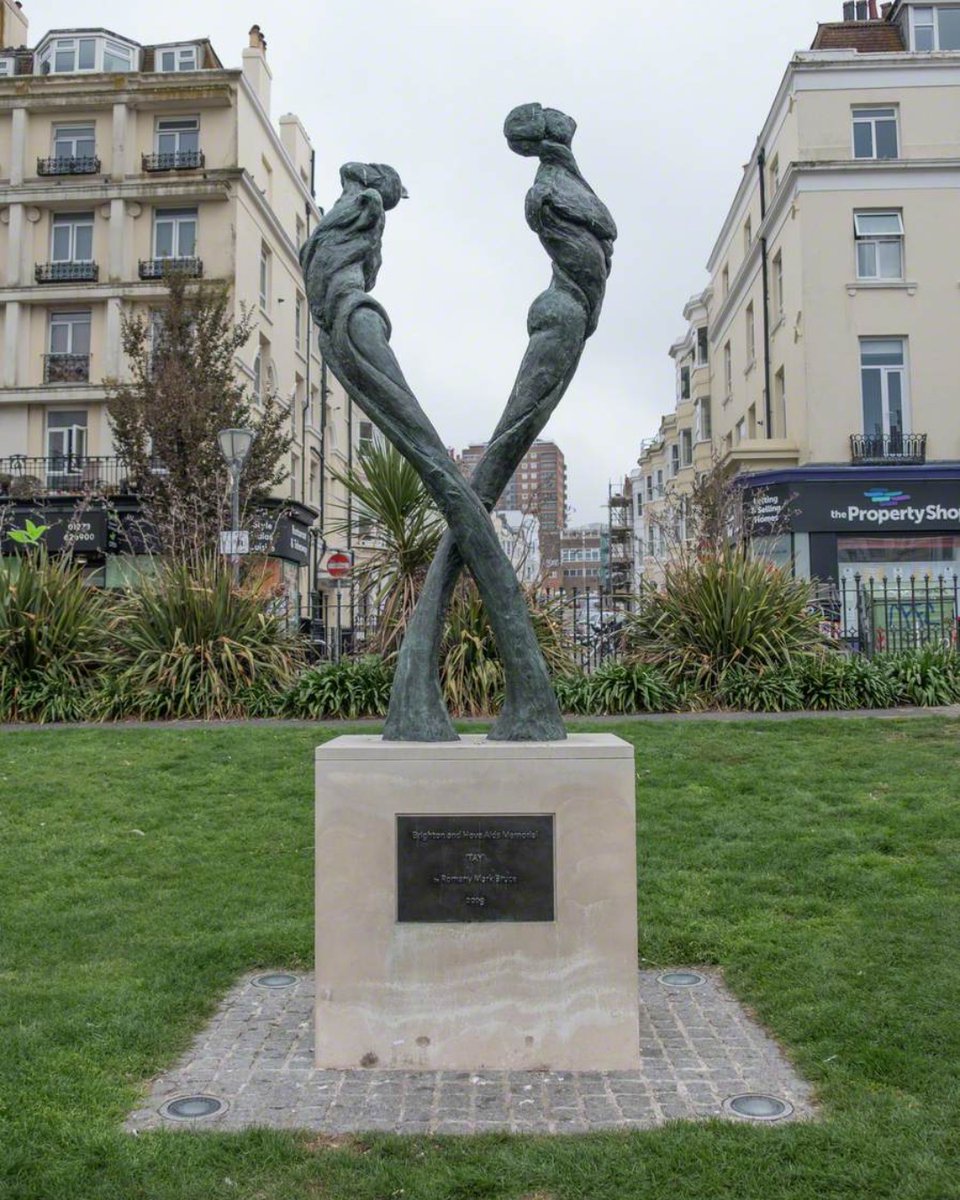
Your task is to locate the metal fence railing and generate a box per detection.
[297,576,960,667]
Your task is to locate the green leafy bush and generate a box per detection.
[718,664,805,713]
[107,556,302,719]
[626,549,826,688]
[883,646,960,707]
[552,662,687,716]
[284,656,394,719]
[0,550,111,722]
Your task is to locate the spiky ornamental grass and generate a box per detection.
[0,549,111,721]
[107,555,303,719]
[627,548,828,688]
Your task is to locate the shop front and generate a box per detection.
[744,466,960,650]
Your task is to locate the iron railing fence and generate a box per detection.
[813,574,959,655]
[139,256,203,280]
[43,353,90,384]
[297,576,960,667]
[0,455,158,496]
[37,155,100,176]
[142,149,205,171]
[849,432,927,465]
[35,261,99,283]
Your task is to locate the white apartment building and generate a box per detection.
[0,2,359,630]
[633,0,960,602]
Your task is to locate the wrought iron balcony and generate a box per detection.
[142,149,205,172]
[139,256,203,280]
[35,261,99,284]
[850,433,927,466]
[0,455,164,498]
[37,155,101,176]
[43,354,90,384]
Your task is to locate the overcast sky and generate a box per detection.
[33,0,837,523]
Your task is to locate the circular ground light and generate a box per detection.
[657,970,706,988]
[723,1094,794,1122]
[160,1095,225,1121]
[252,972,299,989]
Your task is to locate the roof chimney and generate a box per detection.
[242,24,272,115]
[842,1,870,19]
[868,0,879,18]
[0,0,29,48]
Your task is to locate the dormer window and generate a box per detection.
[156,44,198,71]
[0,57,15,76]
[35,32,138,75]
[911,6,960,50]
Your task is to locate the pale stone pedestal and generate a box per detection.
[315,734,640,1071]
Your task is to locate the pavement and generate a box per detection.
[126,969,816,1136]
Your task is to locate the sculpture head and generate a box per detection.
[339,162,408,210]
[504,104,576,157]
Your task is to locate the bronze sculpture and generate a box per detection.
[301,106,616,741]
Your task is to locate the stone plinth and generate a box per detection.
[315,734,640,1071]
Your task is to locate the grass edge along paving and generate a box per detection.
[0,718,958,1200]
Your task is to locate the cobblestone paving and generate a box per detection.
[127,970,815,1135]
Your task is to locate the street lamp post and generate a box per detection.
[217,427,255,585]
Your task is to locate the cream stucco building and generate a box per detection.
[632,1,960,604]
[0,3,361,639]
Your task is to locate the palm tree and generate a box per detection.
[330,441,443,656]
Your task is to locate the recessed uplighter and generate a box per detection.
[160,1095,224,1120]
[723,1093,793,1121]
[657,970,706,988]
[252,972,299,989]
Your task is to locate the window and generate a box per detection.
[680,428,693,466]
[656,468,664,497]
[773,368,787,438]
[769,155,780,194]
[358,420,375,452]
[744,216,752,255]
[772,251,784,318]
[154,209,197,258]
[51,213,94,262]
[47,410,88,461]
[295,294,304,353]
[259,243,271,309]
[252,351,262,403]
[296,216,305,249]
[695,398,712,442]
[721,265,730,298]
[912,6,960,49]
[745,301,756,365]
[735,417,746,444]
[0,57,14,76]
[670,443,680,477]
[53,124,95,160]
[53,37,96,72]
[852,107,898,160]
[157,45,198,71]
[854,211,904,280]
[155,117,199,156]
[645,475,653,501]
[748,404,758,438]
[103,40,133,71]
[679,365,690,399]
[861,338,907,438]
[723,341,733,398]
[696,326,709,365]
[50,310,91,355]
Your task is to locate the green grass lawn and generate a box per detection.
[1,718,958,1200]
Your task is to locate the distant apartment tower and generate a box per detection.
[459,438,567,575]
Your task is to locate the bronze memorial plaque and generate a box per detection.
[396,815,555,922]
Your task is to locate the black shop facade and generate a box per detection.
[743,465,960,589]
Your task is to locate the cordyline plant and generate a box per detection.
[104,271,291,556]
[626,547,828,689]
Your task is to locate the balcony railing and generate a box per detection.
[142,149,205,172]
[850,433,927,466]
[35,261,99,284]
[0,455,129,497]
[43,353,90,384]
[139,256,203,280]
[37,155,101,176]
